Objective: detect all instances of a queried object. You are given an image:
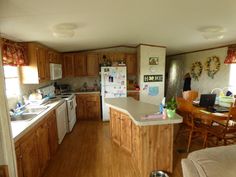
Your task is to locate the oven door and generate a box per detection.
[66,97,77,132]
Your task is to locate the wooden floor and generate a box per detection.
[43,121,204,177]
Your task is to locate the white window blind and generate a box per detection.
[3,66,20,98]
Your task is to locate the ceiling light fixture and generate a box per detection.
[52,23,77,38]
[199,26,225,40]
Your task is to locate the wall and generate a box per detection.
[138,45,166,106]
[166,47,231,98]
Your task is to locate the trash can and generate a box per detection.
[150,171,169,177]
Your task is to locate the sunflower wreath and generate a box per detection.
[191,61,203,81]
[205,56,221,79]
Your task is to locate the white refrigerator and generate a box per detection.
[101,67,127,121]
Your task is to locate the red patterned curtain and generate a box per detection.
[224,47,236,64]
[2,39,28,66]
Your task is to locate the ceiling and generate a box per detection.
[1,0,236,55]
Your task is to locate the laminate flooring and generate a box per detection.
[43,121,204,177]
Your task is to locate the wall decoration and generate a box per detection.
[149,57,159,65]
[144,75,163,82]
[205,56,221,79]
[190,61,203,81]
[148,86,159,96]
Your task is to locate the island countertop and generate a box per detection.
[105,97,183,126]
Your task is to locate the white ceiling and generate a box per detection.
[1,0,236,55]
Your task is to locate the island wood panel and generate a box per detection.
[138,124,173,177]
[120,113,132,153]
[110,108,174,177]
[0,165,9,177]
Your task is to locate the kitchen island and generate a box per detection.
[105,97,182,177]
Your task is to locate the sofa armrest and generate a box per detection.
[181,159,201,177]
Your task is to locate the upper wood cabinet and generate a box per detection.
[74,53,87,76]
[21,43,50,84]
[48,50,61,64]
[63,54,74,77]
[126,53,137,75]
[86,53,99,76]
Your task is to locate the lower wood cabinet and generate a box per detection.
[127,91,139,100]
[120,114,132,153]
[110,109,132,152]
[15,110,58,177]
[76,93,101,121]
[110,108,174,177]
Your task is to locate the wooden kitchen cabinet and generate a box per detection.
[15,110,59,177]
[127,91,139,100]
[86,53,99,76]
[76,93,101,121]
[126,53,137,75]
[47,111,58,157]
[36,120,50,174]
[110,108,132,152]
[48,50,61,64]
[62,53,74,77]
[120,114,132,153]
[74,53,87,76]
[110,109,121,145]
[21,43,50,84]
[15,146,24,177]
[21,133,40,177]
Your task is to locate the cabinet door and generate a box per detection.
[132,123,141,171]
[48,111,58,157]
[126,54,137,75]
[85,94,100,120]
[76,95,86,120]
[86,53,99,76]
[74,53,87,76]
[37,45,49,82]
[63,54,74,77]
[15,147,24,177]
[21,133,40,177]
[120,114,132,152]
[36,121,50,174]
[111,109,121,145]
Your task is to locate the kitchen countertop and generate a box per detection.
[127,90,140,92]
[105,97,183,126]
[75,91,100,94]
[11,99,65,142]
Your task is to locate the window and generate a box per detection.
[3,66,20,98]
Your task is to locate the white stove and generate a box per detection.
[57,93,77,132]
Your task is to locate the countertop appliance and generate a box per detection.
[56,101,67,144]
[50,63,62,80]
[101,66,127,121]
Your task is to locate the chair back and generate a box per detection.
[176,97,194,126]
[183,90,198,102]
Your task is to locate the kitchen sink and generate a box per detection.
[23,106,49,114]
[11,113,38,121]
[11,106,49,121]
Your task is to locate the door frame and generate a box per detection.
[0,38,18,177]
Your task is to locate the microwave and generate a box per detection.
[50,63,62,80]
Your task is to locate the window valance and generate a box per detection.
[224,47,236,64]
[2,38,28,66]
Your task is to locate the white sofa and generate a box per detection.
[181,145,236,177]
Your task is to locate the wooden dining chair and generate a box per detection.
[182,90,198,102]
[176,97,208,152]
[207,104,236,145]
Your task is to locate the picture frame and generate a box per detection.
[149,57,159,65]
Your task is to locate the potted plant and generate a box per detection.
[165,97,177,118]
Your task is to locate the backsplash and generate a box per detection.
[57,77,100,91]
